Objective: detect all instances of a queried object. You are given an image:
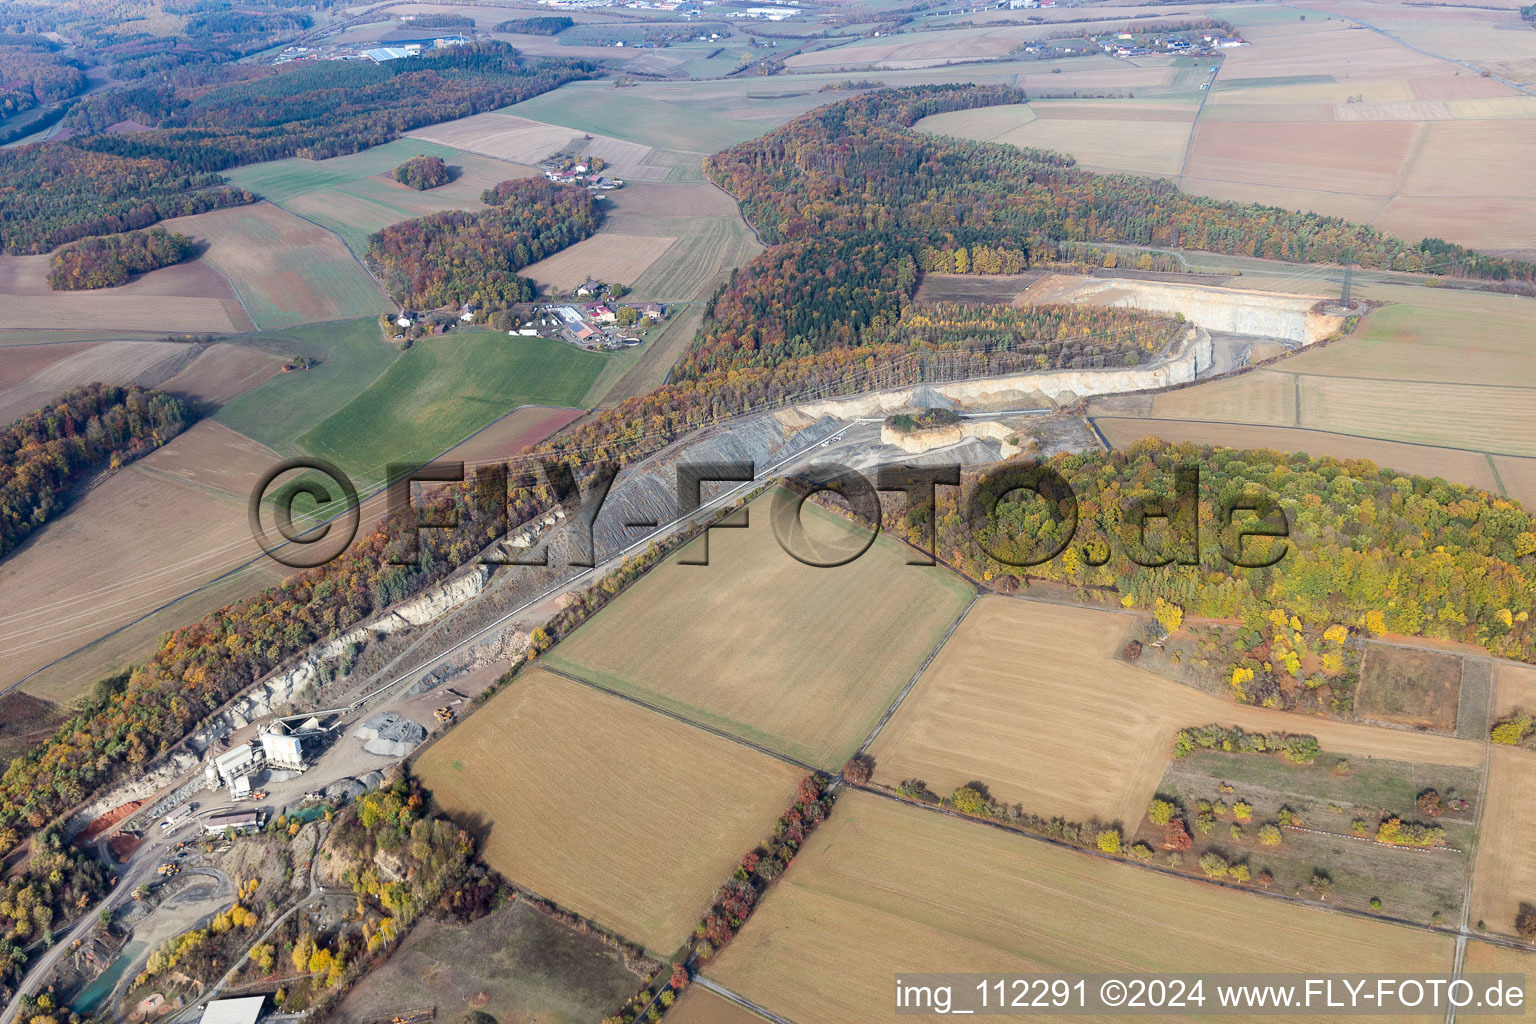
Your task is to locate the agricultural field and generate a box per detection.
[544,489,975,768]
[0,339,198,425]
[213,318,402,455]
[1355,645,1463,732]
[519,233,678,296]
[1092,418,1516,502]
[880,3,1536,257]
[918,99,1198,176]
[705,790,1456,1024]
[159,203,389,330]
[1495,663,1536,721]
[0,420,287,701]
[665,987,764,1024]
[414,668,807,953]
[158,343,285,412]
[1088,281,1536,505]
[225,138,540,255]
[1154,749,1480,924]
[295,328,606,483]
[1470,746,1536,938]
[866,597,1482,831]
[0,252,250,334]
[332,898,641,1024]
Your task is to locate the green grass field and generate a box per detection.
[504,83,762,154]
[297,328,606,482]
[214,318,400,452]
[225,139,461,204]
[225,138,536,254]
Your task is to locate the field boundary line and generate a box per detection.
[537,663,822,773]
[856,593,980,757]
[854,783,1536,955]
[1088,414,1536,463]
[693,975,801,1024]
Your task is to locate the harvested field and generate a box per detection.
[1463,941,1536,1006]
[0,340,198,425]
[433,405,585,469]
[1495,663,1536,720]
[332,899,640,1024]
[158,344,283,411]
[406,111,603,165]
[1375,197,1536,260]
[1356,645,1463,732]
[544,489,975,768]
[1184,121,1419,196]
[866,597,1482,830]
[913,272,1041,304]
[1298,375,1536,457]
[0,253,248,334]
[666,988,765,1024]
[1092,418,1507,496]
[1492,455,1536,510]
[1470,746,1536,938]
[521,233,677,295]
[706,791,1455,1024]
[159,203,387,330]
[1180,177,1390,225]
[917,102,1193,176]
[0,420,286,701]
[0,691,67,766]
[415,668,807,952]
[227,138,541,254]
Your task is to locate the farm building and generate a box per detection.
[576,280,603,297]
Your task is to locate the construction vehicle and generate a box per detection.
[157,862,180,877]
[252,790,268,801]
[433,706,455,724]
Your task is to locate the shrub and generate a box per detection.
[841,755,872,786]
[1492,713,1532,745]
[1095,829,1121,854]
[1232,801,1252,822]
[1147,799,1175,825]
[951,787,989,817]
[1257,824,1282,847]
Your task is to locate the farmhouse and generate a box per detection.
[576,280,603,297]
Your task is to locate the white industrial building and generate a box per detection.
[206,723,311,798]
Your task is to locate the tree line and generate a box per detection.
[0,384,194,559]
[47,226,195,289]
[0,43,595,254]
[366,177,601,310]
[685,85,1533,377]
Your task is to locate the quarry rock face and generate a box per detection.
[796,327,1215,419]
[64,566,492,836]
